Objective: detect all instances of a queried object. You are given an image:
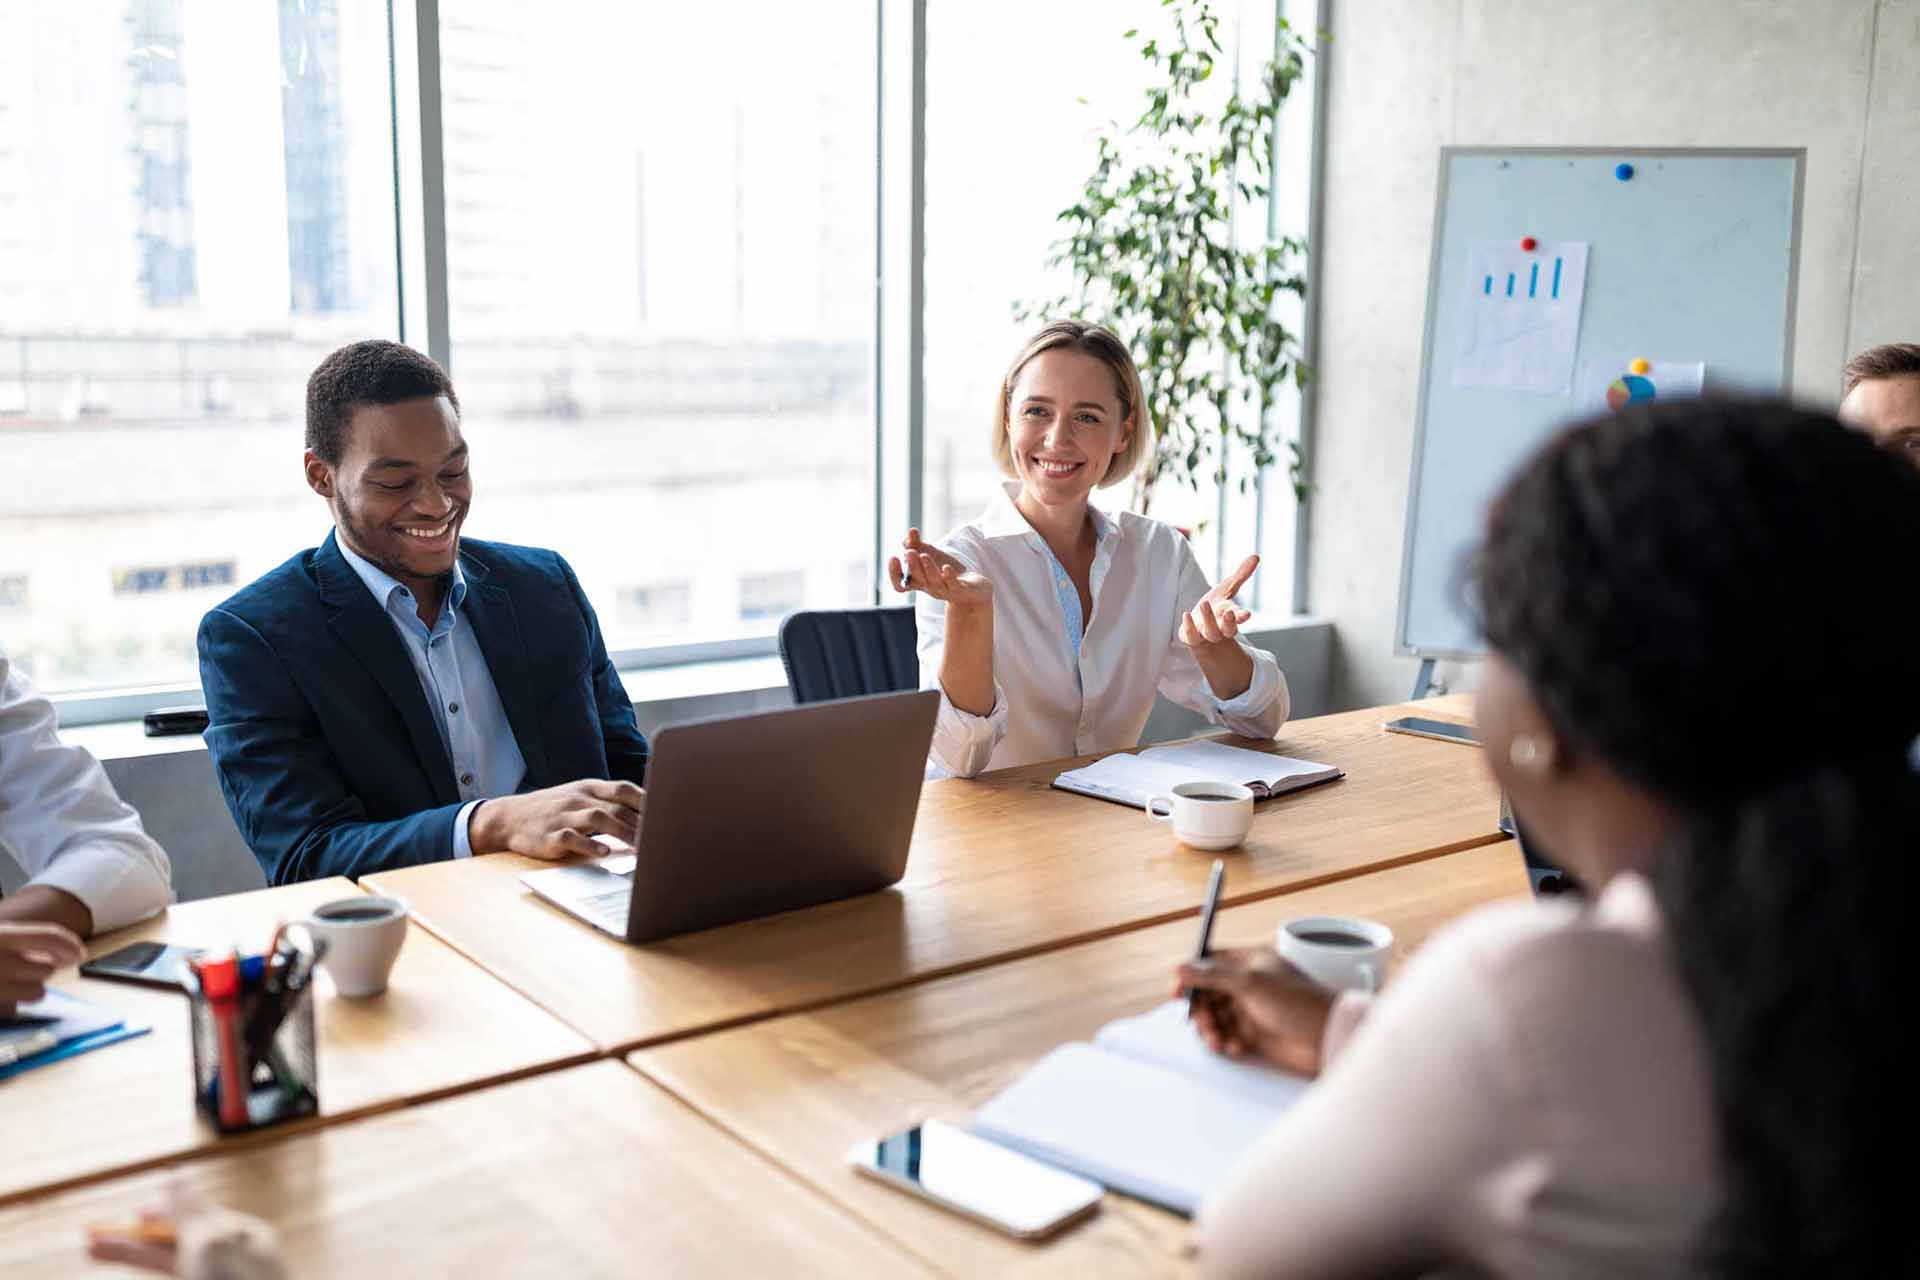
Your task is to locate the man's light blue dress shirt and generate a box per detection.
[335,538,526,858]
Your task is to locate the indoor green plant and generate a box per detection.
[1021,0,1312,515]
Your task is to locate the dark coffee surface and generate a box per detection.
[316,905,400,922]
[1293,929,1371,947]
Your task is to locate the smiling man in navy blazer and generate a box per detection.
[198,340,649,884]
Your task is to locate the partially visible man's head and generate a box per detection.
[1839,342,1920,464]
[303,340,470,587]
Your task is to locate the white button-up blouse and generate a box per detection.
[916,483,1288,778]
[0,648,172,933]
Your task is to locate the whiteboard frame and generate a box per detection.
[1393,145,1806,662]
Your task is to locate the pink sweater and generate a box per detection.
[1194,874,1722,1279]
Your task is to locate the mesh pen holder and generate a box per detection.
[183,930,323,1134]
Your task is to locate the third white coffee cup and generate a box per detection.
[1145,780,1254,851]
[305,895,410,998]
[1275,915,1394,993]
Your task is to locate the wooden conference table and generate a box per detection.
[631,841,1533,1278]
[0,696,1518,1276]
[365,695,1503,1051]
[0,878,595,1209]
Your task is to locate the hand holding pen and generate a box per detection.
[1176,947,1337,1078]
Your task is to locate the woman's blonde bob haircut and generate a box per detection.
[992,319,1153,489]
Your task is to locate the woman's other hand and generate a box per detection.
[1178,553,1257,653]
[889,528,993,612]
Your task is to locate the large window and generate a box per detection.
[10,2,1312,717]
[437,2,878,655]
[0,0,399,693]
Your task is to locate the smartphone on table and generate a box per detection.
[79,941,202,991]
[849,1119,1103,1239]
[1382,716,1477,746]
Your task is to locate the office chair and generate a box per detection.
[778,607,919,705]
[1500,793,1580,897]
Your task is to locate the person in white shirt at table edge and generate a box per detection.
[0,645,173,1017]
[891,319,1287,778]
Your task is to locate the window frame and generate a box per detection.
[46,0,1316,729]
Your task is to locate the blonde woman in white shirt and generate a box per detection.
[890,320,1287,777]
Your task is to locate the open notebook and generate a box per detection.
[969,1000,1310,1216]
[1053,739,1343,809]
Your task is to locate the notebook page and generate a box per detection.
[1138,739,1340,791]
[1094,1000,1310,1114]
[1052,751,1201,807]
[970,1042,1282,1216]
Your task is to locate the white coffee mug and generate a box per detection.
[1275,915,1393,993]
[305,896,410,998]
[1145,781,1255,851]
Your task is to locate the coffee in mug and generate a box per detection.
[1276,914,1393,992]
[305,896,409,998]
[1145,781,1254,851]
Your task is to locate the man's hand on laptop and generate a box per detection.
[468,780,646,861]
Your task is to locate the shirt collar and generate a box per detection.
[974,481,1121,545]
[334,532,467,617]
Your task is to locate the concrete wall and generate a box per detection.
[1308,0,1920,709]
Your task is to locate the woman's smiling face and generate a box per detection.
[1005,348,1132,510]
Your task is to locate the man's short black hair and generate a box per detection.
[306,339,460,465]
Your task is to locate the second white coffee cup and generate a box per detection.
[305,895,410,998]
[1275,914,1393,993]
[1145,781,1255,851]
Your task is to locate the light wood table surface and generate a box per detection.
[630,840,1532,1278]
[0,1060,936,1279]
[0,878,595,1209]
[365,696,1496,1052]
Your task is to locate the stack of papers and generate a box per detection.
[0,988,148,1080]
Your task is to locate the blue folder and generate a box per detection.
[0,988,150,1081]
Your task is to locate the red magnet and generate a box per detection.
[1520,236,1538,252]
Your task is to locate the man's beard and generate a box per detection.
[336,495,458,588]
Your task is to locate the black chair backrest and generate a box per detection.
[778,607,919,705]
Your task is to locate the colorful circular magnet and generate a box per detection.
[1520,236,1538,251]
[1606,374,1657,411]
[1629,357,1651,375]
[1615,162,1635,181]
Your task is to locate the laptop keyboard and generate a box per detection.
[581,887,631,932]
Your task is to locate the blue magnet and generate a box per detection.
[1614,162,1635,181]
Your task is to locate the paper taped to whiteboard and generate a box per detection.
[1574,357,1706,414]
[1451,240,1589,395]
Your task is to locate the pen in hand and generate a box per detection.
[1186,860,1226,1021]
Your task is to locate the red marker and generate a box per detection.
[193,951,249,1129]
[1520,236,1538,252]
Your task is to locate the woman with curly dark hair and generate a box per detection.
[1178,398,1917,1277]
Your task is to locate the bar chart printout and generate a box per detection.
[1451,239,1590,394]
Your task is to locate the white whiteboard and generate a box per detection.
[1396,148,1803,658]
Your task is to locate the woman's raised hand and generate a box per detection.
[1179,553,1258,651]
[888,528,994,611]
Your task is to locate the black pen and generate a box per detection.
[1186,860,1226,1020]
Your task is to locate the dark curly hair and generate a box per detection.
[1477,398,1919,1276]
[305,339,459,465]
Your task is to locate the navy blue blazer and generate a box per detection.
[198,532,649,885]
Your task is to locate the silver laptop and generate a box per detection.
[521,689,939,943]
